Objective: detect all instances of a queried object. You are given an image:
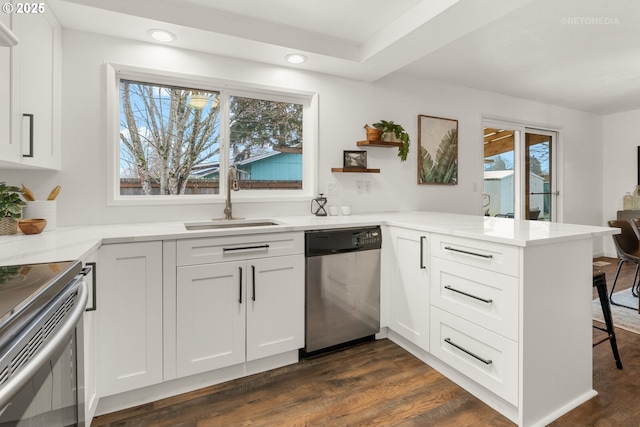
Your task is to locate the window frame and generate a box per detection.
[105,63,317,207]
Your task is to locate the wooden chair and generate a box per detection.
[607,219,640,309]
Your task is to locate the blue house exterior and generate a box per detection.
[236,151,302,181]
[190,150,302,181]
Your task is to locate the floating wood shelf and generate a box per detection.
[331,167,380,173]
[356,140,402,148]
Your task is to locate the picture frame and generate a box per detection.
[418,115,458,185]
[343,150,367,169]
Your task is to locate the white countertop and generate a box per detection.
[0,211,617,266]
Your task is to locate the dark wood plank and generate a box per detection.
[92,256,639,427]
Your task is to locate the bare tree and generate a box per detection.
[120,80,220,195]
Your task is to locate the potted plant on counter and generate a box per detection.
[0,182,26,235]
[372,120,410,162]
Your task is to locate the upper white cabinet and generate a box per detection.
[1,1,62,169]
[0,13,15,164]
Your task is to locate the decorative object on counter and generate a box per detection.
[0,182,26,235]
[343,150,367,169]
[328,206,339,216]
[340,205,352,216]
[634,185,640,210]
[21,184,36,201]
[24,201,57,231]
[418,114,458,185]
[47,185,62,200]
[311,193,328,216]
[20,185,61,231]
[623,192,633,210]
[18,218,47,235]
[371,120,410,162]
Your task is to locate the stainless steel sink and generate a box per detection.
[184,220,280,231]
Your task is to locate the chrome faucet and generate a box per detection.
[223,165,240,219]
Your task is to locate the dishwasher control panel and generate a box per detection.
[305,226,382,256]
[352,229,381,248]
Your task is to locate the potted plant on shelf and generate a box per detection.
[0,182,26,235]
[372,120,410,162]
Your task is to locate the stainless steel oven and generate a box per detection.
[0,261,88,427]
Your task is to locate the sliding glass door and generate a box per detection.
[483,122,558,221]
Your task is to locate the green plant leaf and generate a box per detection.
[433,129,458,184]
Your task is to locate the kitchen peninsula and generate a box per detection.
[0,212,617,427]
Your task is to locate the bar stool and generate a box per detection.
[593,269,623,369]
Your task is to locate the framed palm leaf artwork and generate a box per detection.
[418,115,458,185]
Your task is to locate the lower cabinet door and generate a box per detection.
[98,242,164,397]
[246,255,304,361]
[176,261,246,377]
[430,307,518,405]
[389,228,430,350]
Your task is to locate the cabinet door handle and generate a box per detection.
[444,285,493,304]
[84,262,97,311]
[444,338,493,365]
[238,266,243,304]
[22,113,34,158]
[251,265,256,301]
[223,244,270,254]
[420,236,426,269]
[443,246,493,259]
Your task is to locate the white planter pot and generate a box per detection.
[24,200,57,231]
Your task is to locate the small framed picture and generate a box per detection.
[343,150,367,169]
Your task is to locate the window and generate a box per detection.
[109,65,314,204]
[482,121,559,221]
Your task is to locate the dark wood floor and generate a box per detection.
[92,257,640,427]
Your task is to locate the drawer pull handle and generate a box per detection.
[444,338,493,365]
[444,285,493,304]
[443,246,493,259]
[420,236,426,269]
[223,244,270,253]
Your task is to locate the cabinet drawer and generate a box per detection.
[177,232,304,266]
[431,234,519,276]
[431,257,518,341]
[430,307,518,406]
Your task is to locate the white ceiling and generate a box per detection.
[49,0,640,114]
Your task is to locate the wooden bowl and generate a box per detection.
[18,218,47,235]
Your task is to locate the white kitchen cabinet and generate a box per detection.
[81,250,98,424]
[175,233,304,378]
[97,241,164,397]
[0,13,16,165]
[246,255,304,361]
[426,233,593,426]
[176,261,245,377]
[430,256,519,341]
[388,227,430,350]
[2,0,62,169]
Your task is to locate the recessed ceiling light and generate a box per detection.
[148,29,176,43]
[285,54,307,64]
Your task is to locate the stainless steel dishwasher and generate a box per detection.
[303,226,381,356]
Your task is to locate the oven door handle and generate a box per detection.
[0,277,88,408]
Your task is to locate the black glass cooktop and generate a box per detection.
[0,261,82,350]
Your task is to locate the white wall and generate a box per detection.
[1,29,607,253]
[602,109,640,257]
